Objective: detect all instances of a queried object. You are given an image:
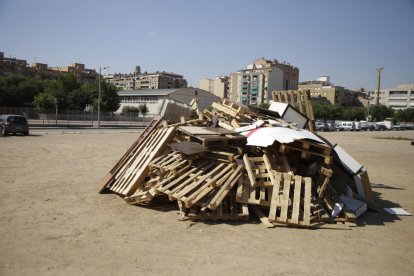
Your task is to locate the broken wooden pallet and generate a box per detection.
[236,175,273,207]
[108,126,177,196]
[187,191,249,221]
[279,141,333,165]
[172,163,238,208]
[98,116,163,193]
[268,172,313,227]
[272,89,315,132]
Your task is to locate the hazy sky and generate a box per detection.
[1,0,413,90]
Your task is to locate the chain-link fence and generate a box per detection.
[0,106,153,128]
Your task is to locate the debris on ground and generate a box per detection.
[99,90,379,228]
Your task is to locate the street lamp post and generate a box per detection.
[98,66,109,128]
[54,97,58,125]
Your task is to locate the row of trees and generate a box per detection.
[312,100,414,122]
[0,74,120,112]
[121,105,149,117]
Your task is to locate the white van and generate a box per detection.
[338,121,359,131]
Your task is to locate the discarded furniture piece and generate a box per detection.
[99,97,376,228]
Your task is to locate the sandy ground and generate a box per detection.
[0,129,413,275]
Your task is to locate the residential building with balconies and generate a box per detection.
[299,77,356,106]
[106,69,187,90]
[375,84,414,110]
[227,58,298,106]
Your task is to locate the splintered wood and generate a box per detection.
[99,97,375,228]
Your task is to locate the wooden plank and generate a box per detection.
[291,175,302,224]
[288,91,295,107]
[303,177,312,225]
[207,165,244,210]
[268,172,282,221]
[279,173,292,222]
[252,206,275,228]
[360,170,375,203]
[212,102,239,118]
[296,92,304,113]
[243,154,256,186]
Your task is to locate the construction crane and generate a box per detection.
[376,67,383,105]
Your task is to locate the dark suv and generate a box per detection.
[0,115,29,136]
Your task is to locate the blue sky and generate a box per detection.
[1,0,413,90]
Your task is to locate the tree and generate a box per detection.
[91,79,120,113]
[122,106,139,116]
[139,103,149,117]
[34,92,55,111]
[0,74,44,106]
[312,101,332,121]
[369,104,394,121]
[395,108,414,122]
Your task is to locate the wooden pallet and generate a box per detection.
[243,154,276,187]
[173,163,238,208]
[187,192,249,221]
[268,173,313,227]
[177,126,247,147]
[202,165,244,210]
[149,151,190,176]
[279,140,333,165]
[211,99,248,120]
[272,89,315,132]
[108,126,177,196]
[236,175,273,207]
[98,116,163,193]
[155,160,214,196]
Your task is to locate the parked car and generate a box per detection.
[0,114,30,136]
[315,122,335,132]
[334,123,344,131]
[360,121,375,131]
[326,123,336,131]
[374,123,387,131]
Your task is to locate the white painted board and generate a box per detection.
[383,208,412,216]
[333,145,363,174]
[246,127,326,147]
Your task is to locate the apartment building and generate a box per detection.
[0,52,97,83]
[374,84,414,110]
[299,76,355,106]
[227,58,299,106]
[105,68,187,91]
[198,76,228,98]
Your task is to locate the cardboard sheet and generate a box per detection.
[383,208,412,216]
[246,127,325,147]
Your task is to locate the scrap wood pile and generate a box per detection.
[99,90,378,228]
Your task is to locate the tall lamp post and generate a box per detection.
[98,66,109,128]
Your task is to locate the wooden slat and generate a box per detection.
[207,165,244,210]
[252,206,275,228]
[303,177,312,225]
[279,173,291,222]
[291,175,302,224]
[268,172,282,222]
[243,154,256,186]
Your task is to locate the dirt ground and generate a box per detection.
[1,129,413,275]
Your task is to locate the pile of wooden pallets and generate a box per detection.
[99,95,377,228]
